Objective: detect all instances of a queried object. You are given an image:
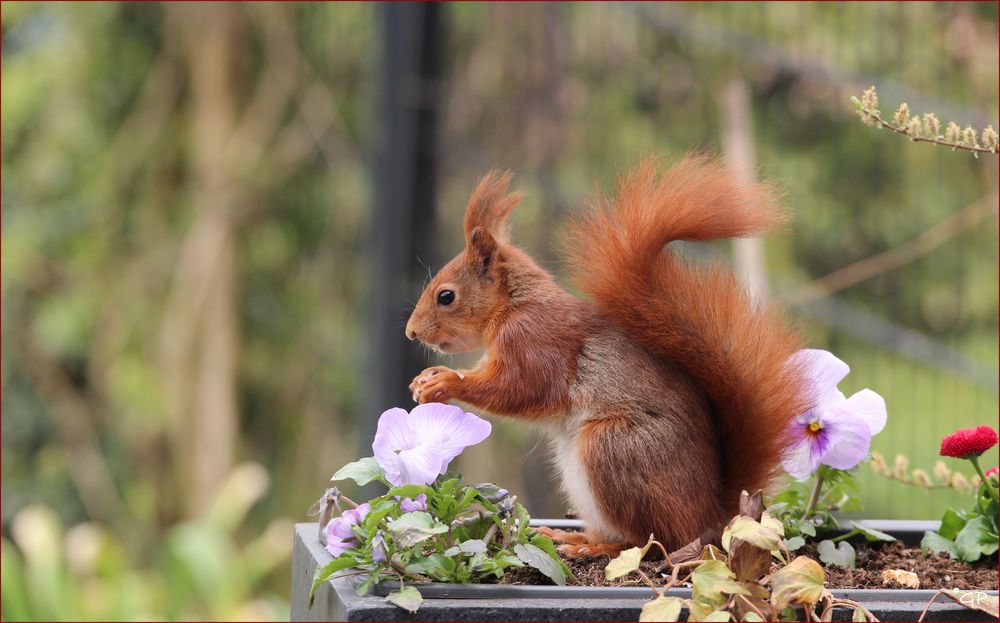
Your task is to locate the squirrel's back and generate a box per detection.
[565,155,810,517]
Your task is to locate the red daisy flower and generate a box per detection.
[939,425,999,459]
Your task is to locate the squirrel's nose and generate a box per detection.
[405,321,418,341]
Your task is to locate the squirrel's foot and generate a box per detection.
[557,542,623,558]
[534,526,589,545]
[409,366,463,403]
[535,527,623,558]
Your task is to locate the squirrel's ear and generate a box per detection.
[467,226,498,277]
[463,169,524,244]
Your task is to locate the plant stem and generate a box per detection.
[968,455,999,505]
[802,472,825,522]
[831,528,860,544]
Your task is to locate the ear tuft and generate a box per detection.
[467,226,498,277]
[463,169,524,244]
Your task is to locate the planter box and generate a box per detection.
[290,521,997,622]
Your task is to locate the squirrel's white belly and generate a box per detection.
[548,414,624,542]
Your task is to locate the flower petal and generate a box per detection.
[842,389,886,436]
[373,407,419,453]
[326,537,352,558]
[408,403,492,461]
[327,517,354,542]
[793,349,850,404]
[395,443,447,485]
[818,411,872,471]
[781,420,828,480]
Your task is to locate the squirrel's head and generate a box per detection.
[405,170,524,354]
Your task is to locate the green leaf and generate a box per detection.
[386,511,448,548]
[852,606,868,622]
[309,555,357,604]
[850,522,896,543]
[941,588,999,618]
[770,556,824,610]
[795,521,817,538]
[920,531,958,558]
[954,516,999,562]
[384,484,433,500]
[784,536,806,552]
[458,539,487,554]
[703,611,732,622]
[722,516,781,552]
[331,457,384,486]
[817,539,856,568]
[744,612,765,622]
[604,542,651,580]
[850,96,863,109]
[404,554,456,580]
[639,595,685,622]
[939,508,968,540]
[386,586,423,613]
[689,560,749,620]
[514,543,566,586]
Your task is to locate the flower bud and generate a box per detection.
[871,451,888,475]
[946,122,961,144]
[962,125,979,148]
[950,471,972,493]
[907,116,922,139]
[911,469,933,488]
[893,454,909,481]
[923,113,940,137]
[894,103,910,126]
[933,460,951,483]
[981,126,998,151]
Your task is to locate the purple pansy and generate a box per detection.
[782,349,887,480]
[325,503,371,557]
[400,493,428,513]
[372,403,492,486]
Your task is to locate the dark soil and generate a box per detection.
[499,540,998,591]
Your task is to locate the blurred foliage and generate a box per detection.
[1,2,997,620]
[1,464,290,620]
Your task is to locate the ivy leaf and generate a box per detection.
[941,588,999,618]
[386,511,448,548]
[331,457,384,486]
[689,560,749,620]
[703,611,732,622]
[514,543,566,586]
[605,542,652,580]
[639,595,684,622]
[309,554,357,604]
[386,586,423,613]
[817,540,856,568]
[954,516,999,562]
[722,516,781,552]
[729,539,771,582]
[849,522,896,543]
[771,556,825,610]
[920,531,958,558]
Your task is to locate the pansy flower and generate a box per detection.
[782,349,887,480]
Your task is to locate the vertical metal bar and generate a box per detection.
[363,4,444,467]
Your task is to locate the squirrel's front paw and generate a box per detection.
[409,366,463,403]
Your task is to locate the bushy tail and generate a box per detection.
[566,155,809,510]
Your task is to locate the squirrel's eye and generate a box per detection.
[437,290,455,306]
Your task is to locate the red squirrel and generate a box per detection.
[404,155,810,556]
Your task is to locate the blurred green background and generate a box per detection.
[2,2,997,620]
